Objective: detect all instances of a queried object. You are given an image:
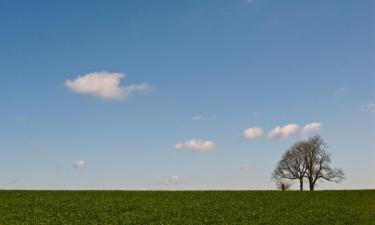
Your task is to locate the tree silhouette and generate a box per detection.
[273,135,345,191]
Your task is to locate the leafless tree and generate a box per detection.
[276,179,292,191]
[303,135,345,191]
[272,141,307,191]
[273,135,345,191]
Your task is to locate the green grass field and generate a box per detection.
[0,190,374,225]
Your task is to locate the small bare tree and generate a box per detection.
[303,135,345,191]
[272,141,307,191]
[276,179,292,191]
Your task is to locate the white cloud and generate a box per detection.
[268,124,299,139]
[74,160,85,169]
[242,127,263,140]
[192,116,202,122]
[175,139,216,152]
[363,102,375,113]
[168,176,182,185]
[65,71,150,99]
[302,122,322,134]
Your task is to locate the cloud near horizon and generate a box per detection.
[65,71,150,100]
[242,127,263,139]
[168,176,182,185]
[175,139,216,152]
[268,124,299,139]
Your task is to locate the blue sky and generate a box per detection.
[0,0,374,190]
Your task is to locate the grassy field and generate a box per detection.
[0,190,374,225]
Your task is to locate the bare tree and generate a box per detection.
[273,135,345,191]
[303,135,345,191]
[276,179,292,191]
[272,141,307,191]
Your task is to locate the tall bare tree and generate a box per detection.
[273,141,307,191]
[303,135,345,191]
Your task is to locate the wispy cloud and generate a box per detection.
[65,71,150,100]
[268,124,299,139]
[242,127,263,140]
[363,102,375,113]
[192,115,216,122]
[74,160,85,169]
[167,176,182,185]
[16,115,29,123]
[175,139,216,152]
[192,116,202,122]
[333,87,346,97]
[301,122,322,134]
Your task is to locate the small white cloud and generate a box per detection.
[363,102,375,113]
[175,139,216,152]
[268,124,299,139]
[74,160,85,169]
[168,176,182,185]
[302,122,322,134]
[192,116,202,122]
[65,71,150,100]
[242,127,263,140]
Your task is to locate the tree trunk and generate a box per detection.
[309,182,315,191]
[309,178,314,191]
[299,179,303,191]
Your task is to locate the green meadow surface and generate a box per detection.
[0,190,374,225]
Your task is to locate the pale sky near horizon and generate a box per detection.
[0,0,374,190]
